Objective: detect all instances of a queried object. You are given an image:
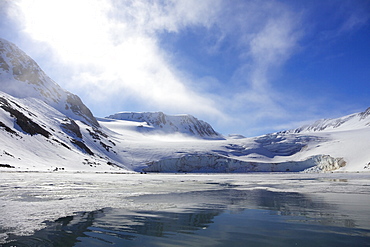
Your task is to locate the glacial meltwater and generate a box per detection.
[1,172,370,246]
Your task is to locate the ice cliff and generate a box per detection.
[143,154,346,173]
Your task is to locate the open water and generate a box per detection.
[1,173,370,246]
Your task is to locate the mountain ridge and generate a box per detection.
[0,38,99,127]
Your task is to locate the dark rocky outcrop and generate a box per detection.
[61,118,82,139]
[71,139,94,155]
[0,97,50,138]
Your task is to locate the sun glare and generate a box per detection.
[18,0,111,63]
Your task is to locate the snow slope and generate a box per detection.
[0,38,128,172]
[284,107,370,133]
[275,107,370,171]
[0,90,128,172]
[0,38,369,173]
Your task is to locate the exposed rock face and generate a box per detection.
[359,107,370,120]
[61,118,82,139]
[0,38,98,127]
[107,111,223,139]
[65,94,99,127]
[71,139,94,156]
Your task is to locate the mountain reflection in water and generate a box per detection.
[3,188,370,247]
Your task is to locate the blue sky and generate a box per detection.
[1,0,369,136]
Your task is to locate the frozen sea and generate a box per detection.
[1,172,370,246]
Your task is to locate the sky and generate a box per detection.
[0,0,369,136]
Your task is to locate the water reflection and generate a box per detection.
[3,188,370,246]
[2,211,104,247]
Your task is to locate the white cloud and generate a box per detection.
[109,0,221,33]
[12,0,306,135]
[16,0,112,63]
[14,0,226,121]
[212,1,303,129]
[13,0,360,136]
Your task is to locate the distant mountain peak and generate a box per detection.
[284,107,370,133]
[107,111,223,139]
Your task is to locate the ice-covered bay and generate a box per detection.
[1,172,370,245]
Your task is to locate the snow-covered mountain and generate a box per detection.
[0,38,369,173]
[0,38,126,172]
[283,107,370,133]
[107,112,223,139]
[0,38,98,127]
